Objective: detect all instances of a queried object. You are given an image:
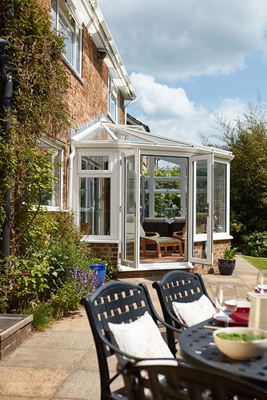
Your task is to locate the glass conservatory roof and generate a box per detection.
[72,121,232,157]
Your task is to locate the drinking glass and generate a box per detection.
[215,284,238,327]
[256,270,267,294]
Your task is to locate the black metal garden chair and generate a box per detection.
[81,280,180,400]
[152,271,214,351]
[119,358,267,400]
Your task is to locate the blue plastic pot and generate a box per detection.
[90,263,106,288]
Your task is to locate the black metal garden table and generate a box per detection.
[179,319,267,388]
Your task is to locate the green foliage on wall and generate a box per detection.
[0,0,69,249]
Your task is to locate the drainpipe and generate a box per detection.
[124,97,137,125]
[68,144,76,212]
[0,39,13,257]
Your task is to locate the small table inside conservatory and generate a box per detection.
[141,236,183,258]
[179,319,267,387]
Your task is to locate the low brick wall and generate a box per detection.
[87,239,231,274]
[88,243,119,267]
[0,314,33,359]
[193,239,231,274]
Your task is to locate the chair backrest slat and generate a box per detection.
[121,360,267,400]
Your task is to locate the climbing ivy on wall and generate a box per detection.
[0,0,69,255]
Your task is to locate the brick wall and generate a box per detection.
[43,0,126,208]
[88,243,119,267]
[193,239,231,274]
[63,28,125,131]
[43,1,125,132]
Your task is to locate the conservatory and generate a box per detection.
[70,121,233,271]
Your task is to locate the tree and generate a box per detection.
[216,100,267,239]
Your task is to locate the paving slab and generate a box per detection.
[0,367,70,397]
[0,255,259,399]
[54,370,100,399]
[0,347,86,369]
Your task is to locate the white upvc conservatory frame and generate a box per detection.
[71,121,233,270]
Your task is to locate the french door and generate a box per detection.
[188,154,214,265]
[121,150,140,267]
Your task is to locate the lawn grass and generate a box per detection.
[243,256,267,270]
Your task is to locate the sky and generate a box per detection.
[98,0,267,143]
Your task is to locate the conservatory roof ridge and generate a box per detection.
[71,121,233,157]
[102,122,233,155]
[103,122,194,146]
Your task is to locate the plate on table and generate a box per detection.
[213,312,248,326]
[230,311,249,324]
[255,285,267,294]
[230,300,250,324]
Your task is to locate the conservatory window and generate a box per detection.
[141,155,187,220]
[79,154,112,236]
[39,140,63,209]
[51,0,82,74]
[81,155,109,170]
[108,76,118,122]
[214,162,227,233]
[79,177,110,235]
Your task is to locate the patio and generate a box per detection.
[0,256,259,399]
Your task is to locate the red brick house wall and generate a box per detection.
[42,0,126,208]
[66,25,125,128]
[43,0,125,133]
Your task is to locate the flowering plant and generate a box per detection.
[70,267,98,296]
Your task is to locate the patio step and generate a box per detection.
[116,266,192,279]
[0,314,33,359]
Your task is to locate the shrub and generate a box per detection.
[50,281,81,318]
[31,302,54,331]
[0,272,9,312]
[242,232,267,257]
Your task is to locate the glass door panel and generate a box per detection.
[122,151,139,267]
[189,154,213,265]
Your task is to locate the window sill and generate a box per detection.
[194,233,233,242]
[81,236,119,244]
[31,205,63,212]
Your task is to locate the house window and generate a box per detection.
[214,162,227,233]
[108,76,118,122]
[39,140,63,209]
[51,0,82,74]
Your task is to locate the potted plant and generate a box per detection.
[89,256,106,288]
[218,246,238,275]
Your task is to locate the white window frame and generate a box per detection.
[39,138,64,211]
[213,159,231,240]
[51,0,82,76]
[76,150,120,241]
[108,75,118,122]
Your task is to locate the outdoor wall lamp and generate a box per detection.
[97,49,107,59]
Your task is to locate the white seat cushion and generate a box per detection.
[108,311,174,359]
[172,295,215,327]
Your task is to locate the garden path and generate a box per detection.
[0,255,258,399]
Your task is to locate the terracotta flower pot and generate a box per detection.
[218,259,236,275]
